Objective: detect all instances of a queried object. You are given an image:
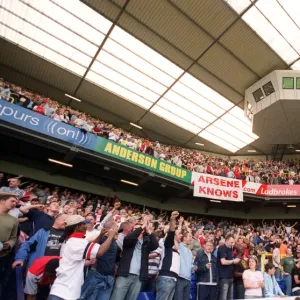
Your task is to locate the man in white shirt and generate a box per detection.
[49,215,116,300]
[272,243,281,278]
[116,221,134,251]
[85,213,100,241]
[126,138,136,150]
[159,152,166,160]
[226,169,235,179]
[108,130,118,142]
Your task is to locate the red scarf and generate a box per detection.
[69,232,85,239]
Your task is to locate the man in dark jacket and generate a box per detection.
[194,240,218,300]
[110,217,158,300]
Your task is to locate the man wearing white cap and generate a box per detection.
[49,215,116,300]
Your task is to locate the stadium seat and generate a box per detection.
[276,279,286,294]
[137,292,156,300]
[190,274,197,300]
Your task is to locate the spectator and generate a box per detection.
[294,244,300,263]
[116,221,133,251]
[34,187,50,204]
[188,229,202,257]
[174,231,193,300]
[273,243,281,278]
[20,201,60,235]
[292,260,300,296]
[110,216,158,300]
[92,123,103,136]
[0,85,11,101]
[12,214,67,270]
[33,102,46,115]
[61,204,70,214]
[243,255,264,299]
[80,220,119,300]
[280,248,294,296]
[0,177,24,199]
[194,240,218,300]
[217,235,240,300]
[281,221,297,237]
[0,193,18,298]
[263,262,284,298]
[85,213,100,241]
[49,215,117,300]
[280,240,288,257]
[24,256,60,300]
[233,246,248,299]
[140,232,162,293]
[156,211,181,300]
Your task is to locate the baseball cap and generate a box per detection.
[65,215,91,227]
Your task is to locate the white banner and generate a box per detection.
[193,173,243,202]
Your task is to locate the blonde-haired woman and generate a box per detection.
[243,255,264,299]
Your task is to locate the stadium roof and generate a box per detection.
[0,0,298,155]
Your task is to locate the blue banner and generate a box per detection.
[0,99,97,150]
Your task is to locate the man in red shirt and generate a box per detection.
[33,103,46,115]
[24,256,60,300]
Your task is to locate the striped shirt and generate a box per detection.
[149,247,162,276]
[0,186,24,199]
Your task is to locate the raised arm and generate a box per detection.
[19,204,43,214]
[178,216,184,233]
[169,211,179,232]
[97,202,121,233]
[96,229,116,257]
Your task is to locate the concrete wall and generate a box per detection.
[229,155,267,161]
[0,160,297,219]
[282,154,300,161]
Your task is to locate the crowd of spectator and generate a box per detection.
[1,173,300,300]
[2,78,300,186]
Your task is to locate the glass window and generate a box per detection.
[296,77,300,89]
[282,77,294,89]
[253,88,264,102]
[262,81,275,96]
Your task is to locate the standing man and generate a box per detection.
[174,231,193,300]
[80,220,119,300]
[272,243,281,278]
[20,202,60,235]
[280,248,295,296]
[0,193,18,298]
[12,214,67,270]
[291,260,300,296]
[85,213,100,241]
[116,221,133,251]
[217,235,240,300]
[49,215,117,300]
[110,216,158,300]
[0,178,24,199]
[195,240,218,300]
[188,229,202,257]
[156,211,181,300]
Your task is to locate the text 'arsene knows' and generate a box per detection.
[193,173,243,202]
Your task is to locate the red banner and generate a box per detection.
[242,181,300,197]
